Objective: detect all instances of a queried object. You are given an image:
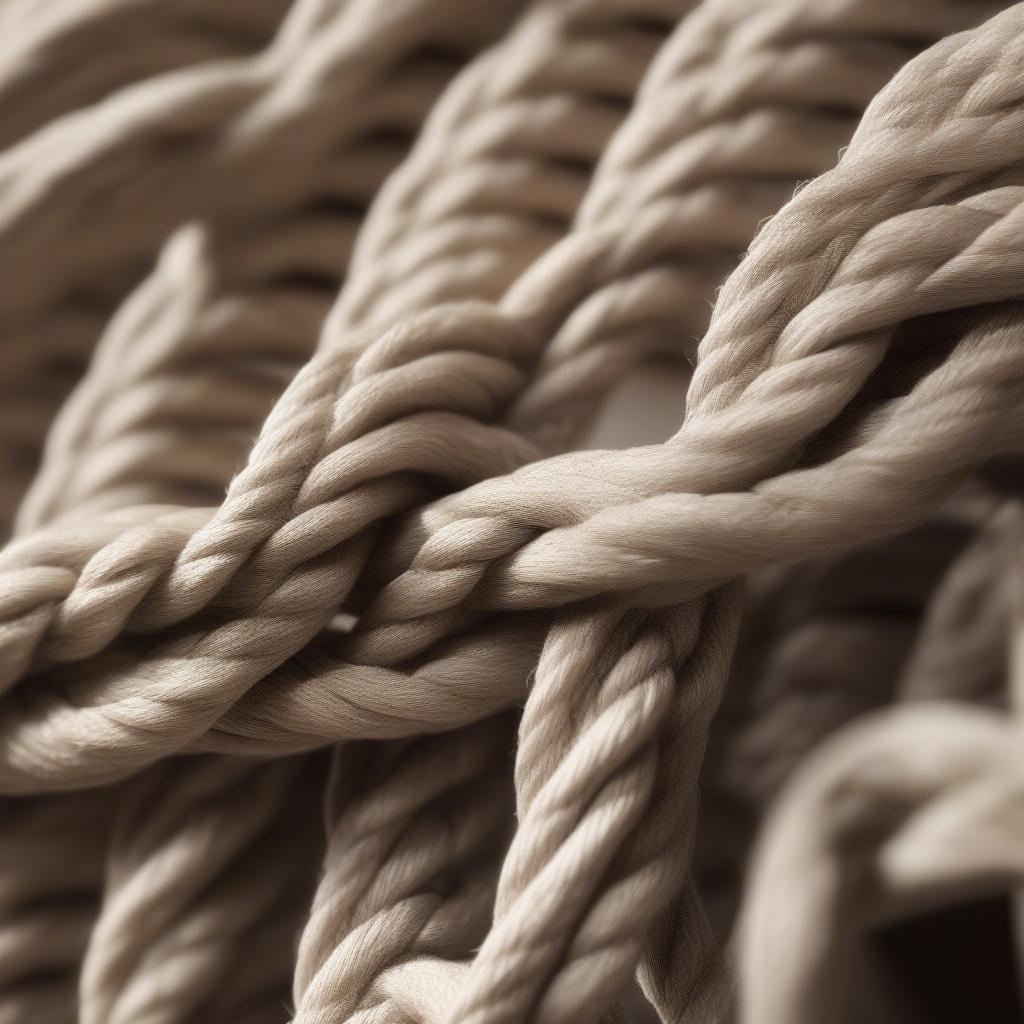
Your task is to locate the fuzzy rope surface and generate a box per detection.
[0,0,1008,789]
[0,0,1023,1020]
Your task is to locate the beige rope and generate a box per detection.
[696,488,1007,934]
[290,4,697,1019]
[58,2,634,1015]
[372,9,1024,1019]
[0,0,688,781]
[0,0,291,538]
[80,754,325,1024]
[0,9,301,1014]
[297,4,1024,1021]
[293,716,519,1023]
[0,0,524,535]
[0,0,1021,1020]
[18,3,532,1015]
[899,498,1023,704]
[0,0,1000,788]
[0,0,290,150]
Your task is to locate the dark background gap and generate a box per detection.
[863,894,1023,1023]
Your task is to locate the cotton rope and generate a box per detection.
[65,1,686,1017]
[0,1,1022,1022]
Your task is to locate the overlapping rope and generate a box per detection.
[17,0,687,1017]
[1,0,1002,786]
[0,0,525,535]
[0,0,1022,1020]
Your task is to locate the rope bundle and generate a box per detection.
[0,0,1022,1020]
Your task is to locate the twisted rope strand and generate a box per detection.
[0,0,693,784]
[26,5,530,1012]
[0,0,1004,787]
[0,0,524,533]
[0,0,1020,1020]
[407,8,1024,1018]
[293,717,517,1023]
[79,754,325,1024]
[293,4,700,1018]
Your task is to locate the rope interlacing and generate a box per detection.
[0,0,1022,1020]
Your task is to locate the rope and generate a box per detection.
[0,0,525,534]
[0,0,1002,786]
[80,755,324,1024]
[697,489,1004,934]
[0,0,1021,1019]
[14,2,534,1015]
[739,697,1024,1024]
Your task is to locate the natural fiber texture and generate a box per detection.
[0,0,525,536]
[1,0,1003,782]
[0,0,1023,1020]
[61,3,680,1016]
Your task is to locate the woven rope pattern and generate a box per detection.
[0,0,1022,1020]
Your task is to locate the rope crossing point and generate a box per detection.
[0,0,1022,1021]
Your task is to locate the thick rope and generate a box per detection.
[0,0,290,150]
[384,9,1024,1018]
[0,13,297,1010]
[291,3,695,1018]
[63,3,623,1016]
[696,490,1002,934]
[24,3,526,1014]
[0,0,524,534]
[25,3,653,1017]
[0,3,1022,1021]
[293,4,1024,1020]
[0,0,688,781]
[0,0,1001,786]
[80,754,325,1024]
[293,717,517,1024]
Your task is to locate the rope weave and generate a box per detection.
[0,0,524,534]
[0,0,1022,1020]
[0,0,1003,785]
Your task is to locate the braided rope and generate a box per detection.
[286,4,1024,1020]
[0,11,293,1005]
[0,0,999,788]
[293,717,517,1023]
[402,9,1024,1018]
[291,5,698,1019]
[0,0,689,784]
[20,4,532,1014]
[15,0,533,531]
[0,2,1021,1020]
[0,0,524,534]
[0,0,288,538]
[18,3,669,1016]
